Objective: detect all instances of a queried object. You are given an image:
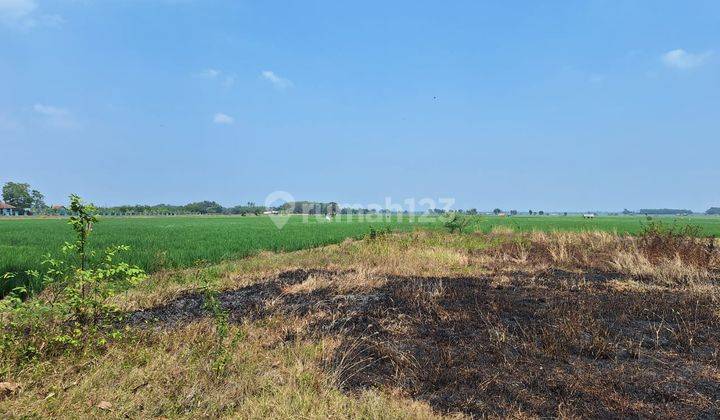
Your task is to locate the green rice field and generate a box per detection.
[479,215,720,236]
[0,214,435,295]
[1,214,718,295]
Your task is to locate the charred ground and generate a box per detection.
[3,228,720,418]
[124,228,720,418]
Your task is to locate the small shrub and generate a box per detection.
[443,213,469,234]
[366,226,392,240]
[201,275,231,376]
[0,195,146,369]
[638,220,714,266]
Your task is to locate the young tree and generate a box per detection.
[2,182,34,209]
[31,189,47,212]
[69,194,98,270]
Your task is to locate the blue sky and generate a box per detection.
[1,0,718,211]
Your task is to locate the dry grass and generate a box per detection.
[1,318,441,419]
[486,229,719,285]
[2,229,720,418]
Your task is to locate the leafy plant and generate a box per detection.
[205,289,230,375]
[366,225,392,240]
[200,274,243,378]
[0,195,146,368]
[68,194,98,270]
[443,213,469,234]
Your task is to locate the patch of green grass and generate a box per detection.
[475,215,720,236]
[0,215,438,295]
[2,214,718,296]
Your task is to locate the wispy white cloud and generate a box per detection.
[197,68,235,87]
[33,104,78,128]
[0,0,35,19]
[199,68,221,78]
[662,49,712,70]
[0,0,63,29]
[261,70,293,90]
[213,113,234,125]
[34,104,68,117]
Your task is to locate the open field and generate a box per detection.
[0,215,436,295]
[2,214,719,295]
[477,215,720,235]
[2,229,719,418]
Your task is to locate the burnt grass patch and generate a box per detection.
[127,269,720,418]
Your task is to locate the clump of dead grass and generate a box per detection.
[485,226,718,285]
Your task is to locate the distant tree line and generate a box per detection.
[98,201,341,216]
[280,201,338,215]
[639,209,693,215]
[96,201,268,216]
[6,181,719,217]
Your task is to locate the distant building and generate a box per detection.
[0,202,19,216]
[51,205,68,216]
[583,213,596,219]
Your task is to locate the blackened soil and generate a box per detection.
[126,269,720,418]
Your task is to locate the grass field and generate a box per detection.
[0,214,436,295]
[2,214,718,295]
[2,228,719,418]
[478,214,720,235]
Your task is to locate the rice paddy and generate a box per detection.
[0,214,435,294]
[478,215,720,235]
[2,214,718,295]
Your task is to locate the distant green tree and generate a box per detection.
[2,182,34,209]
[493,208,502,215]
[184,201,224,214]
[31,190,47,212]
[706,207,720,215]
[229,204,266,215]
[639,208,692,215]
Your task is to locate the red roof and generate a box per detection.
[51,205,66,210]
[0,202,16,209]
